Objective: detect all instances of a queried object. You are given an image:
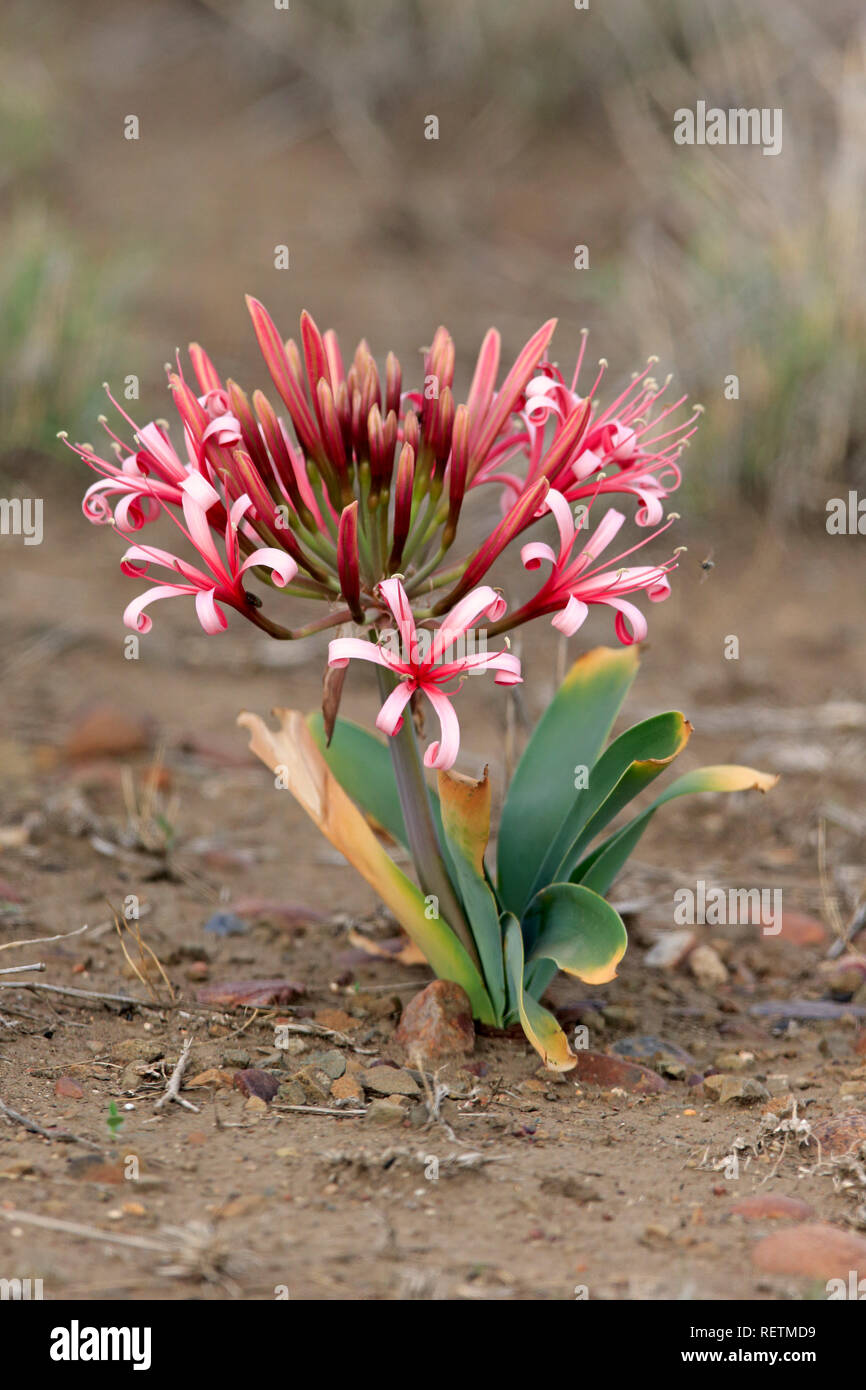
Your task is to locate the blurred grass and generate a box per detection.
[0,0,861,521]
[0,206,142,458]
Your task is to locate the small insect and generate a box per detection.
[244,590,263,608]
[699,547,716,582]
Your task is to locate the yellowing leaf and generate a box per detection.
[503,914,576,1072]
[237,708,495,1022]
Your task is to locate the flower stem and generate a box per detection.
[376,666,481,972]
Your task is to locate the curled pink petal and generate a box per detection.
[123,583,194,634]
[136,423,187,483]
[421,687,461,771]
[237,547,298,588]
[552,595,589,636]
[429,585,505,664]
[633,488,665,527]
[328,637,392,672]
[228,492,253,530]
[541,488,575,557]
[377,577,417,656]
[199,388,232,417]
[521,540,558,572]
[194,588,229,635]
[605,422,638,462]
[202,413,242,447]
[181,471,221,511]
[647,572,671,602]
[113,492,159,532]
[488,651,523,685]
[603,597,648,645]
[375,682,415,737]
[576,507,626,563]
[572,447,605,482]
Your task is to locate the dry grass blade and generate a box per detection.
[108,898,175,1003]
[0,923,89,954]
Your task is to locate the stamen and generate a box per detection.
[570,328,589,392]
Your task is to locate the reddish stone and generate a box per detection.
[186,1068,234,1090]
[63,705,152,761]
[731,1194,815,1222]
[233,1068,280,1102]
[752,1223,866,1279]
[196,978,305,1008]
[809,1111,866,1158]
[68,1154,133,1185]
[330,1074,364,1102]
[393,980,475,1063]
[233,898,326,928]
[774,912,827,947]
[571,1050,668,1094]
[54,1076,85,1100]
[313,1008,357,1033]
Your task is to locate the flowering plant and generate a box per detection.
[70,300,775,1068]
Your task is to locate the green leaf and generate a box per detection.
[523,882,628,984]
[497,645,639,917]
[502,914,576,1071]
[307,709,467,924]
[240,708,496,1023]
[527,711,692,898]
[437,770,507,1024]
[308,711,452,856]
[307,711,409,846]
[572,764,779,897]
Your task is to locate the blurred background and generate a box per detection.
[1,0,864,519]
[1,2,866,1301]
[1,0,864,833]
[1,4,865,1302]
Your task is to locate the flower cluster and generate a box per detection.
[68,299,695,766]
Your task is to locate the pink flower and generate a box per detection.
[68,354,242,535]
[327,578,521,770]
[521,349,698,525]
[68,414,192,533]
[120,473,297,635]
[517,490,676,645]
[468,335,699,529]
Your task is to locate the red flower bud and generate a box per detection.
[246,296,321,460]
[389,443,415,571]
[337,501,364,622]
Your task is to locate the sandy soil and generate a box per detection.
[0,501,865,1300]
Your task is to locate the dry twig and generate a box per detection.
[154,1038,199,1113]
